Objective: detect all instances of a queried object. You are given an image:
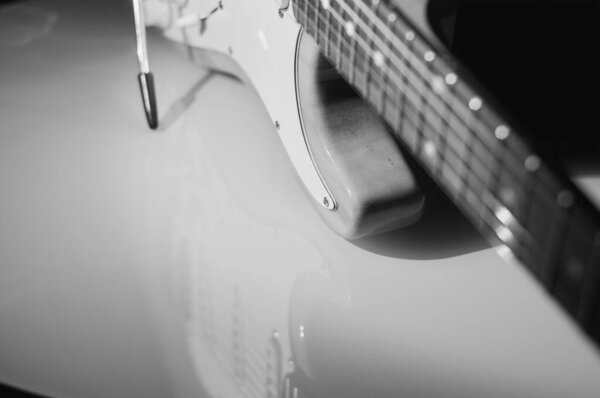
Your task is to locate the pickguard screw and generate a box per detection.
[323,197,329,207]
[278,9,285,18]
[275,121,280,130]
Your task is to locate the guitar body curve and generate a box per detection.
[2,1,600,398]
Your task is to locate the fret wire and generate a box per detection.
[393,37,409,134]
[379,23,391,119]
[414,49,429,164]
[559,206,599,310]
[362,2,375,107]
[552,212,588,314]
[522,161,553,246]
[349,2,359,83]
[459,108,479,202]
[542,199,570,284]
[314,0,321,46]
[302,0,309,29]
[326,1,332,56]
[430,76,452,176]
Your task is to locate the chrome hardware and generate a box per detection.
[276,0,291,12]
[132,0,158,129]
[175,1,223,30]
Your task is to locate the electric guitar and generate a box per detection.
[5,1,600,397]
[136,0,600,346]
[130,0,600,396]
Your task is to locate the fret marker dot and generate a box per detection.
[445,73,457,85]
[500,189,516,206]
[524,155,541,172]
[557,190,574,208]
[387,12,397,23]
[423,140,436,159]
[469,97,483,111]
[405,31,415,41]
[424,51,435,62]
[373,51,385,67]
[321,0,330,10]
[431,75,446,94]
[494,125,510,140]
[566,258,584,281]
[344,21,355,37]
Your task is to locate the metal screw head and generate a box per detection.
[323,197,329,207]
[275,121,280,130]
[278,9,285,18]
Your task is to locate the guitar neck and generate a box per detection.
[293,0,600,346]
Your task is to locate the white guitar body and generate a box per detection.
[137,1,600,398]
[1,1,600,397]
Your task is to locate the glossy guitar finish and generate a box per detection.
[1,1,600,398]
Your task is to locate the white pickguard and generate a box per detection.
[145,0,336,210]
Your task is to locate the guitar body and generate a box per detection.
[135,1,600,397]
[1,1,600,398]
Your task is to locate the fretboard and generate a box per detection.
[294,0,600,347]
